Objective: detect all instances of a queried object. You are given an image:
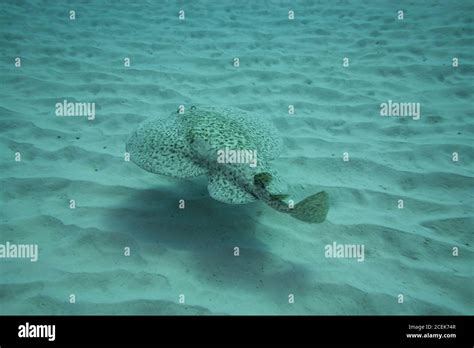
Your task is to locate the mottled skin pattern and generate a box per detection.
[126,106,329,223]
[125,115,206,178]
[178,106,287,203]
[127,105,287,204]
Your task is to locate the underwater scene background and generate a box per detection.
[0,0,473,315]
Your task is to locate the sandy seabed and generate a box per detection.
[0,0,473,314]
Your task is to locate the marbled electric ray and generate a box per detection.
[126,106,329,223]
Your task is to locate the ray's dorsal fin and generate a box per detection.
[269,194,290,201]
[253,172,273,188]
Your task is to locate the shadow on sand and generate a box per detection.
[104,180,315,311]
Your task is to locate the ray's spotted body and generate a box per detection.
[126,106,329,223]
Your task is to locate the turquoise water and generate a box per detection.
[0,0,473,315]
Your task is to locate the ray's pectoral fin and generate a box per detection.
[208,174,257,204]
[290,191,329,223]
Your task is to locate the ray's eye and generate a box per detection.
[191,105,196,111]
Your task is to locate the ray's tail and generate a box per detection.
[290,191,329,223]
[254,172,329,223]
